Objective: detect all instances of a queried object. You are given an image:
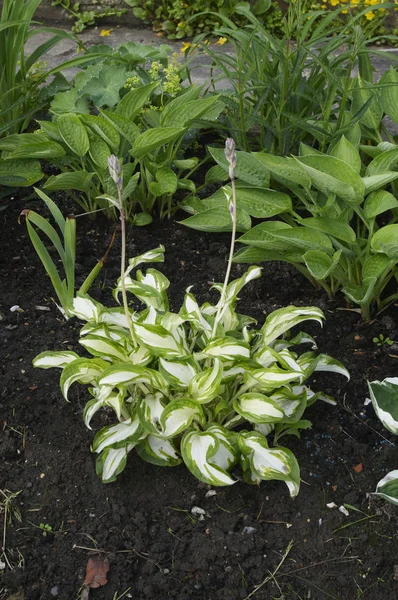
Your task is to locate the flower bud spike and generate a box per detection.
[108,155,123,188]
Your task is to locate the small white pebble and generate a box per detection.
[205,490,217,498]
[319,518,322,526]
[364,397,371,406]
[10,305,22,312]
[286,523,293,528]
[339,506,350,517]
[191,506,206,520]
[326,502,337,509]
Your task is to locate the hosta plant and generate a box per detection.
[182,137,398,320]
[33,145,349,495]
[0,84,223,221]
[367,378,398,504]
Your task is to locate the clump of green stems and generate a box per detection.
[191,0,396,155]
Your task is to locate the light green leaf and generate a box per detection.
[180,206,251,233]
[50,88,90,115]
[161,96,222,127]
[9,141,66,160]
[149,166,177,197]
[351,75,383,131]
[89,137,110,170]
[79,65,126,107]
[329,135,361,173]
[116,81,159,120]
[208,147,270,187]
[303,249,342,280]
[380,67,398,124]
[43,171,94,192]
[364,190,398,220]
[0,158,43,187]
[253,153,311,190]
[365,146,398,176]
[82,115,120,151]
[299,217,356,245]
[371,225,398,258]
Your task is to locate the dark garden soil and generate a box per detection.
[1,191,398,600]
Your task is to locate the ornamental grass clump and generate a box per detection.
[33,141,349,496]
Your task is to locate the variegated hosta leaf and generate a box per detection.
[204,337,251,361]
[253,346,279,368]
[156,399,205,438]
[246,366,302,390]
[125,245,165,276]
[368,377,398,434]
[114,275,168,311]
[312,354,350,380]
[269,389,307,422]
[159,358,197,388]
[33,350,79,369]
[238,431,300,497]
[273,331,317,351]
[83,387,124,429]
[138,392,167,435]
[234,392,286,423]
[79,334,129,362]
[96,444,135,483]
[188,358,223,403]
[374,470,398,505]
[261,306,324,346]
[179,291,212,338]
[213,266,262,315]
[92,413,144,454]
[136,435,182,467]
[181,427,237,486]
[70,293,103,322]
[253,423,275,436]
[60,358,108,400]
[100,307,134,328]
[160,312,185,334]
[141,305,158,325]
[292,385,336,407]
[99,363,168,390]
[133,322,187,358]
[128,345,152,366]
[80,322,129,343]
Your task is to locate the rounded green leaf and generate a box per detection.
[364,190,398,220]
[371,225,398,258]
[57,113,89,157]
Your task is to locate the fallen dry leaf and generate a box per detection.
[84,555,110,589]
[353,463,363,473]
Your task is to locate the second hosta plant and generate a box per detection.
[33,145,348,496]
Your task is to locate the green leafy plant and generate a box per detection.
[19,188,112,318]
[38,522,53,536]
[191,2,396,154]
[372,333,394,347]
[51,0,126,33]
[182,137,398,320]
[33,144,349,495]
[367,377,398,504]
[1,85,223,220]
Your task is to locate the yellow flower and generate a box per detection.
[342,8,348,12]
[180,42,191,53]
[100,28,112,37]
[330,0,339,6]
[365,9,375,17]
[216,37,227,45]
[321,3,326,6]
[177,21,184,27]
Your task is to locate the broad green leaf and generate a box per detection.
[364,190,398,220]
[161,96,222,127]
[130,128,185,159]
[365,146,398,177]
[203,337,251,361]
[205,185,292,219]
[136,435,181,466]
[239,431,300,497]
[371,225,398,258]
[253,153,311,189]
[329,135,361,173]
[159,358,197,388]
[181,428,237,486]
[368,377,398,434]
[299,217,356,244]
[303,249,342,280]
[362,254,392,281]
[208,147,270,187]
[205,164,229,184]
[43,171,94,192]
[238,222,294,251]
[116,81,159,119]
[188,358,223,404]
[234,392,285,423]
[82,115,120,152]
[374,470,398,505]
[89,137,110,170]
[261,305,324,345]
[57,113,89,157]
[180,205,251,233]
[380,67,398,124]
[60,358,108,400]
[174,158,198,170]
[92,414,143,453]
[100,359,168,387]
[50,88,90,115]
[100,109,140,145]
[0,158,43,187]
[9,141,66,160]
[33,350,80,369]
[266,226,333,252]
[78,65,126,107]
[149,167,177,197]
[96,445,132,483]
[233,246,303,264]
[295,155,365,204]
[362,172,398,193]
[350,75,383,131]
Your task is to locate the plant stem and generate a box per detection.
[117,185,137,346]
